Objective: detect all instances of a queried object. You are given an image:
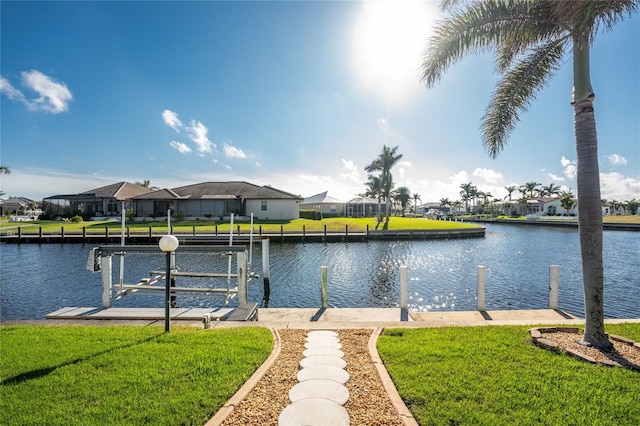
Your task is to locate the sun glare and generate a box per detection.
[352,0,438,103]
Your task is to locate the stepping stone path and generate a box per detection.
[278,330,350,425]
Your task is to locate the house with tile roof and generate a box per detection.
[43,182,153,218]
[133,181,301,220]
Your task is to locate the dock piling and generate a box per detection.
[549,265,559,309]
[320,266,328,309]
[477,265,486,311]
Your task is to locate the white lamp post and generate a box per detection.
[159,234,179,332]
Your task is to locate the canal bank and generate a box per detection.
[0,226,485,244]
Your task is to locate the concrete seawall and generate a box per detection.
[0,227,485,244]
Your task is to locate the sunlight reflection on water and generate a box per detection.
[1,224,638,320]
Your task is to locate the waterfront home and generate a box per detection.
[1,196,42,219]
[300,191,345,217]
[44,182,153,218]
[132,181,302,220]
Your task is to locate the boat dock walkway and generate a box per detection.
[39,306,640,328]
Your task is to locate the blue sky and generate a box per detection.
[1,1,638,203]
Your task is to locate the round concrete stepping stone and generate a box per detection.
[300,355,347,369]
[278,398,349,426]
[297,365,350,384]
[306,334,340,344]
[304,340,342,350]
[303,347,344,358]
[307,330,338,338]
[289,379,350,405]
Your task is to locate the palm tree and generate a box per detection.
[540,183,561,198]
[135,179,158,190]
[0,166,10,175]
[521,181,541,198]
[451,200,463,216]
[395,186,412,216]
[459,182,474,213]
[504,185,517,200]
[560,191,577,215]
[365,145,403,223]
[413,193,421,214]
[364,175,384,220]
[420,0,637,349]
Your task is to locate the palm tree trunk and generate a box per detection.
[573,35,611,350]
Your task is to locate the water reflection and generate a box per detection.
[1,224,638,320]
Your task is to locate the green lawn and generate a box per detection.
[0,216,480,235]
[0,326,272,426]
[377,323,640,425]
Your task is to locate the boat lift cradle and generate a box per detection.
[88,245,253,309]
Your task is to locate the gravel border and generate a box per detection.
[208,328,410,426]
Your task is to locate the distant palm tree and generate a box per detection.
[540,183,561,197]
[560,191,576,215]
[459,182,475,213]
[413,193,421,214]
[420,0,637,349]
[0,166,10,175]
[364,174,384,221]
[504,185,517,200]
[395,186,412,216]
[451,200,463,216]
[521,181,541,198]
[365,145,403,223]
[135,179,160,190]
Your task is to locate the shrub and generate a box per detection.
[300,210,323,220]
[71,215,83,223]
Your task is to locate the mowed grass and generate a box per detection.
[377,323,640,426]
[0,326,272,426]
[0,216,480,234]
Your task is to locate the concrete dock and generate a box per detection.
[38,306,640,329]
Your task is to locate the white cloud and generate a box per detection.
[223,142,247,158]
[472,167,503,185]
[561,156,577,179]
[0,76,28,105]
[169,141,191,154]
[0,70,72,113]
[186,120,214,155]
[162,109,183,133]
[606,154,628,166]
[340,158,361,183]
[547,173,565,182]
[600,172,640,201]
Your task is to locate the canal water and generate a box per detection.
[1,224,638,320]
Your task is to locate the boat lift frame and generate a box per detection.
[92,245,251,308]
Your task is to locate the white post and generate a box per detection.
[237,251,248,304]
[261,238,271,303]
[477,265,486,311]
[119,201,125,290]
[101,255,113,308]
[320,266,328,309]
[249,213,254,266]
[400,265,408,311]
[549,265,559,309]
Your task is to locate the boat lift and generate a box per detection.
[87,213,267,309]
[89,245,253,308]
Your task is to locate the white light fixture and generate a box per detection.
[159,234,179,252]
[159,234,179,333]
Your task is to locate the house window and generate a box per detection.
[261,201,267,211]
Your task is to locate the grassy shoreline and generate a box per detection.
[2,323,638,425]
[0,216,481,235]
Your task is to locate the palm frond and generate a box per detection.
[482,39,565,158]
